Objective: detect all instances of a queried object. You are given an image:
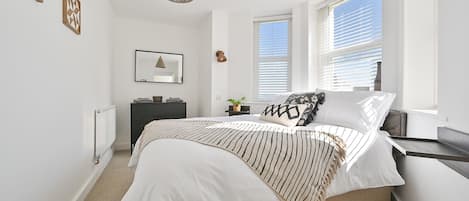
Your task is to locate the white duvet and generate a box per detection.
[123,115,404,201]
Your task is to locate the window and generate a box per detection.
[254,18,291,101]
[319,0,382,91]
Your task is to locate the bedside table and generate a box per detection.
[227,111,250,116]
[388,127,469,179]
[226,105,250,116]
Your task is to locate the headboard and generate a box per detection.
[381,110,407,136]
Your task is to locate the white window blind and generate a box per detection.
[254,19,291,101]
[319,0,382,91]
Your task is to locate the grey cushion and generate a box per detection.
[284,92,326,126]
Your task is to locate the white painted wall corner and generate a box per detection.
[71,149,114,201]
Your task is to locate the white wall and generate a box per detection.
[308,2,320,90]
[382,0,404,108]
[402,0,438,110]
[210,10,230,116]
[291,5,310,92]
[0,1,113,201]
[112,16,201,148]
[382,0,439,110]
[438,0,469,134]
[382,0,439,111]
[228,11,254,100]
[197,11,230,117]
[394,0,469,200]
[198,15,214,117]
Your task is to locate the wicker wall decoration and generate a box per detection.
[62,0,81,35]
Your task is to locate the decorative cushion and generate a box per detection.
[260,104,308,127]
[284,92,326,126]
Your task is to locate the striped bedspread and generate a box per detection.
[134,120,346,201]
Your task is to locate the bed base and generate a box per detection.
[327,187,392,201]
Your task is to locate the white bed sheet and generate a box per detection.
[123,115,404,201]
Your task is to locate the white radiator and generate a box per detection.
[94,105,116,164]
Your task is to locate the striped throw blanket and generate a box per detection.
[135,120,346,201]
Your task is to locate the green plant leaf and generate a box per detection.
[228,97,246,105]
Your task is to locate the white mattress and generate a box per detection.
[123,115,404,201]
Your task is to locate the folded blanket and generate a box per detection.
[134,120,345,201]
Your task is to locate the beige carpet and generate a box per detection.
[85,151,133,201]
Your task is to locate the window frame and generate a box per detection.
[253,15,292,102]
[318,0,383,91]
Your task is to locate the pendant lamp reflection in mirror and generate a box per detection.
[168,0,193,4]
[155,56,166,68]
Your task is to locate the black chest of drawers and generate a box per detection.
[131,102,186,152]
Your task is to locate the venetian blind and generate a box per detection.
[319,0,382,91]
[254,19,291,101]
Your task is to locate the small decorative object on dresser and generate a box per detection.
[166,97,184,103]
[133,98,152,103]
[131,102,186,152]
[152,96,163,103]
[227,97,246,112]
[374,61,382,91]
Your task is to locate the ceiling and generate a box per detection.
[111,0,312,26]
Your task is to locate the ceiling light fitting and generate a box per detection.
[168,0,193,4]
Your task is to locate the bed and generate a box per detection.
[122,91,406,201]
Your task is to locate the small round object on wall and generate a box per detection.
[216,50,228,63]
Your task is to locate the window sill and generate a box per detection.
[405,109,438,118]
[245,101,270,105]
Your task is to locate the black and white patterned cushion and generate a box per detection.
[260,104,308,127]
[284,92,326,126]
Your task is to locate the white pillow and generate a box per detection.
[269,92,293,104]
[314,90,396,133]
[260,104,308,127]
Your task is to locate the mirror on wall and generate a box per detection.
[135,50,183,84]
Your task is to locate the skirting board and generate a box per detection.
[72,149,114,201]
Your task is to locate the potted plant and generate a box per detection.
[227,97,246,112]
